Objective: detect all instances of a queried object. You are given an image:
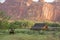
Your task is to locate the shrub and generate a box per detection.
[45,22,60,27]
[0,20,10,29]
[9,20,34,29]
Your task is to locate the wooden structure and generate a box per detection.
[30,23,48,31]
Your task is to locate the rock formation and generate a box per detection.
[0,0,60,22]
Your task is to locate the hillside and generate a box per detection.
[0,0,60,22]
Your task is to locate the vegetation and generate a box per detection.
[0,29,60,40]
[45,22,60,27]
[0,11,60,40]
[0,20,34,29]
[0,11,10,20]
[0,11,34,29]
[0,20,60,29]
[0,11,60,29]
[0,11,10,29]
[9,20,34,29]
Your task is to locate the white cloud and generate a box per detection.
[32,0,39,2]
[0,0,6,3]
[44,0,55,3]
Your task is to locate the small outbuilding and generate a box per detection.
[30,23,48,31]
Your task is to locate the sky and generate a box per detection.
[44,0,55,2]
[32,0,39,2]
[0,0,5,3]
[32,0,55,2]
[0,0,55,3]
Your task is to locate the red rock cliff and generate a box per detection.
[0,0,60,22]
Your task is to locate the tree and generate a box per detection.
[0,11,10,20]
[0,11,10,29]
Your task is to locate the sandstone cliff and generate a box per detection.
[0,0,60,22]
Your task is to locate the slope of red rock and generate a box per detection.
[0,0,60,22]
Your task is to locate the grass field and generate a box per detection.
[0,29,60,40]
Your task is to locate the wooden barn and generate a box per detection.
[30,23,48,31]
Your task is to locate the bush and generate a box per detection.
[0,20,34,29]
[8,20,34,29]
[45,22,60,27]
[0,20,10,29]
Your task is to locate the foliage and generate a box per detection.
[9,20,34,29]
[0,11,11,29]
[45,22,60,27]
[0,10,60,29]
[0,20,10,29]
[0,11,10,20]
[0,20,34,29]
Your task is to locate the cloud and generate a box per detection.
[0,0,6,3]
[32,0,39,2]
[44,0,55,3]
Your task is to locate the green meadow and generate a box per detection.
[0,29,60,40]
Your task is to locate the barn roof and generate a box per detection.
[31,23,46,30]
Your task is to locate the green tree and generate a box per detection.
[0,11,10,29]
[0,11,10,20]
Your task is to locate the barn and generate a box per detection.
[30,23,48,31]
